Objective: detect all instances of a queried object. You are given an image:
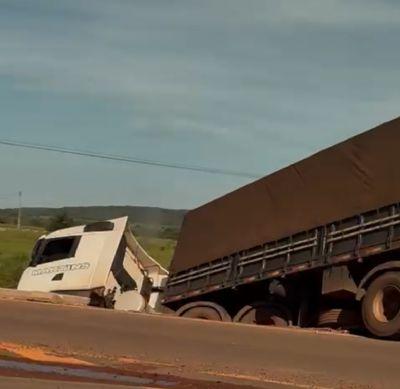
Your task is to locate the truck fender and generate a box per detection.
[356,261,400,301]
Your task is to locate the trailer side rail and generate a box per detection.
[163,203,400,303]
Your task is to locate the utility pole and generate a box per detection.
[17,191,22,230]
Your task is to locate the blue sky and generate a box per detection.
[0,0,399,209]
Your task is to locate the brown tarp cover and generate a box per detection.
[170,117,400,274]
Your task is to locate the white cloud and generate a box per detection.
[0,0,399,144]
[272,0,400,25]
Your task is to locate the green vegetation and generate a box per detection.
[47,212,75,232]
[131,223,180,240]
[0,224,176,289]
[0,207,183,245]
[137,237,176,269]
[0,226,44,288]
[0,206,186,229]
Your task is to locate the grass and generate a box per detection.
[0,224,175,289]
[137,237,176,269]
[0,226,44,288]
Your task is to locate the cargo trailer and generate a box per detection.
[163,116,400,338]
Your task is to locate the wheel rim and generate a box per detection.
[372,284,400,323]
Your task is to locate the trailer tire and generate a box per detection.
[233,302,291,327]
[177,301,231,322]
[362,272,400,338]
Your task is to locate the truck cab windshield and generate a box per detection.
[30,237,80,266]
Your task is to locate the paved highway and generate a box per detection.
[0,299,399,388]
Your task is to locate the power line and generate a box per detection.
[0,139,260,179]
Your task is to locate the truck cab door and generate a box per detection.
[17,234,102,293]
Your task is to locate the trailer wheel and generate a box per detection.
[176,301,231,322]
[362,272,400,338]
[233,302,291,327]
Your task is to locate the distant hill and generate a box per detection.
[0,206,187,228]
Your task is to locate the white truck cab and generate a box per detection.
[18,217,169,312]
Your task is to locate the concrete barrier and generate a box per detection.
[0,288,90,307]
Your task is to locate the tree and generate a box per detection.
[47,212,74,232]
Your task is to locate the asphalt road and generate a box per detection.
[0,377,140,389]
[1,300,400,388]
